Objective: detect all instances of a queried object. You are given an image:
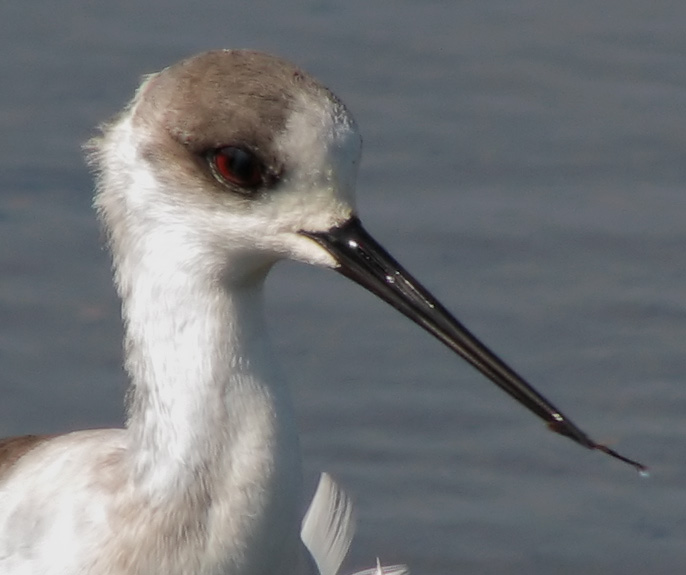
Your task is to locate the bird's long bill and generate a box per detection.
[302,217,645,472]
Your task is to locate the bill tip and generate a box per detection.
[593,442,647,475]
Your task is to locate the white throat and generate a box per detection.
[123,264,298,498]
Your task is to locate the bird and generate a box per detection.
[0,50,644,575]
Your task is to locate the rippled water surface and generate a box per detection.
[1,3,685,574]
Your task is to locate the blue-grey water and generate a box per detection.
[1,2,685,574]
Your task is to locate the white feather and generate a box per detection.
[301,474,409,575]
[301,473,356,575]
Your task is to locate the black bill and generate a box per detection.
[302,217,645,472]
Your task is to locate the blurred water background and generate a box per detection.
[1,2,685,574]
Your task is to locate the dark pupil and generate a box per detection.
[226,148,254,180]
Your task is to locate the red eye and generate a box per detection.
[211,146,263,189]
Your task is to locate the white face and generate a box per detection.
[245,91,362,267]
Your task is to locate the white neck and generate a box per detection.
[124,267,297,492]
[123,252,304,572]
[106,210,302,574]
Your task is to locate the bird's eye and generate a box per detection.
[210,146,264,190]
